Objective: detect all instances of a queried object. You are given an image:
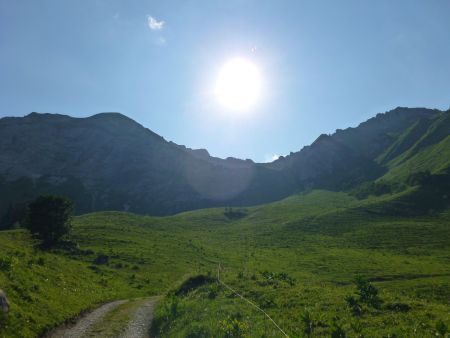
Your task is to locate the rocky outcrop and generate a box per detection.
[0,289,9,314]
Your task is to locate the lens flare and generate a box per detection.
[215,58,262,111]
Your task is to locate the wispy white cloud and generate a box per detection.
[147,15,165,30]
[264,154,280,163]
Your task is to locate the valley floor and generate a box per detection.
[1,190,449,337]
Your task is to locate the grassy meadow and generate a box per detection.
[0,190,449,337]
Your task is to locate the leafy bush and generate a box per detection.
[23,195,73,247]
[219,315,249,337]
[346,276,382,316]
[0,256,18,272]
[345,295,362,316]
[259,271,295,287]
[93,253,109,265]
[435,320,448,337]
[354,276,382,309]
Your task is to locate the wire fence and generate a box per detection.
[216,263,290,338]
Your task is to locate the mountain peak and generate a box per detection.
[24,112,134,123]
[88,112,131,120]
[25,112,72,120]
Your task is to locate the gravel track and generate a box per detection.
[120,299,157,338]
[48,298,157,338]
[48,300,127,338]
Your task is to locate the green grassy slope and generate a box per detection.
[377,118,434,165]
[150,191,450,337]
[378,112,450,184]
[0,210,217,337]
[380,135,450,182]
[0,231,134,337]
[1,190,449,337]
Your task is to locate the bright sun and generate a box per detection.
[215,58,262,111]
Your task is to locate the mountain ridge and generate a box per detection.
[0,107,448,223]
[1,106,440,163]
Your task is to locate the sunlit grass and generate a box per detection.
[0,190,449,337]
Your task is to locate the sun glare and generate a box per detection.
[215,58,262,111]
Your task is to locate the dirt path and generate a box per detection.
[120,298,157,338]
[48,300,128,338]
[48,298,157,338]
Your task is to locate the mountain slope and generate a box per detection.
[377,111,450,183]
[0,112,297,218]
[0,107,448,224]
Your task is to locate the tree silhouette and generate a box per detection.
[24,195,73,247]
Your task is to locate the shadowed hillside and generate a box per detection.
[0,107,448,225]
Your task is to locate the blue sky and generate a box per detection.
[1,1,449,162]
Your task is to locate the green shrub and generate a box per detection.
[23,195,73,247]
[354,276,382,309]
[435,320,448,337]
[259,271,295,287]
[345,295,362,316]
[219,315,249,337]
[93,253,109,265]
[0,256,18,272]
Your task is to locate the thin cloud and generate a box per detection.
[147,16,165,30]
[264,154,280,163]
[271,154,280,161]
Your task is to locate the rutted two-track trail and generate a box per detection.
[120,299,157,338]
[48,298,157,338]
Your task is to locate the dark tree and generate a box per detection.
[24,195,73,246]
